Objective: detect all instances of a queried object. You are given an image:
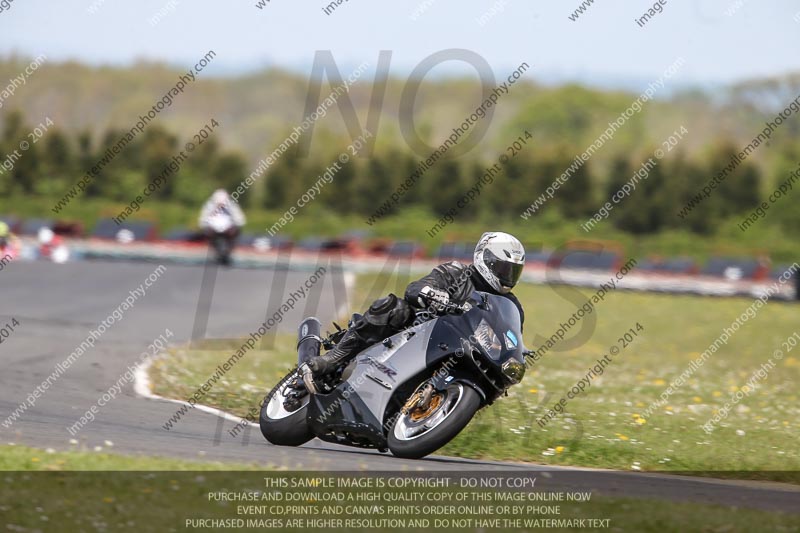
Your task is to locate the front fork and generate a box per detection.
[403,339,488,415]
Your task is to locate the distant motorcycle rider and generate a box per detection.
[304,232,526,384]
[198,189,246,265]
[199,189,246,232]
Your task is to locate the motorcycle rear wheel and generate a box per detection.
[259,369,314,446]
[388,383,480,459]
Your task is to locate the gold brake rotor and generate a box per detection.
[409,393,443,422]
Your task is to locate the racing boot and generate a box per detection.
[307,327,368,378]
[302,295,407,391]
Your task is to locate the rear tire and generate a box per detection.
[388,383,481,459]
[212,235,232,266]
[259,370,314,447]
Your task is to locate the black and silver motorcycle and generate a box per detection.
[259,290,528,459]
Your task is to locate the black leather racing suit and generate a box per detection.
[309,261,525,377]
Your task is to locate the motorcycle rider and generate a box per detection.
[37,227,69,263]
[304,232,526,384]
[198,189,246,264]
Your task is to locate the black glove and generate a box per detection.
[418,286,450,311]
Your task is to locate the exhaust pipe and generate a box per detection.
[297,317,323,365]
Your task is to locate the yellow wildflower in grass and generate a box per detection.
[713,391,722,397]
[653,379,666,386]
[555,446,565,454]
[528,388,538,393]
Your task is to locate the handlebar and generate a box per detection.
[440,300,472,314]
[416,299,471,317]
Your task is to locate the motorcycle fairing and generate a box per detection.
[307,318,439,446]
[307,385,387,449]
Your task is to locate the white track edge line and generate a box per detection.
[134,355,259,428]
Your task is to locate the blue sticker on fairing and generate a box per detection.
[505,330,518,349]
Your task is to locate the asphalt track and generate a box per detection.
[0,259,798,513]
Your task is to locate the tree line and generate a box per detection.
[262,130,789,236]
[3,109,797,236]
[0,110,247,207]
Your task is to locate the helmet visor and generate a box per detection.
[484,249,524,289]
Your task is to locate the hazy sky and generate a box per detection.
[2,0,799,89]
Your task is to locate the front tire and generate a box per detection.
[259,370,314,446]
[388,383,481,459]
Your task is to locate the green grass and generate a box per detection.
[149,273,800,482]
[148,335,299,424]
[0,444,260,471]
[1,449,797,532]
[1,450,798,533]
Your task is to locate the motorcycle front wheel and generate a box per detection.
[388,383,480,459]
[259,369,314,446]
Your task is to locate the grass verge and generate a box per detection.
[0,443,260,471]
[1,461,798,533]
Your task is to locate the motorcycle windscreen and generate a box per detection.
[433,291,525,363]
[482,292,525,358]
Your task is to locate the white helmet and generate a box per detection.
[212,189,229,205]
[38,227,54,244]
[473,232,525,294]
